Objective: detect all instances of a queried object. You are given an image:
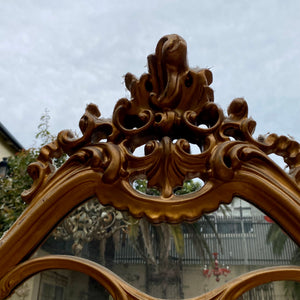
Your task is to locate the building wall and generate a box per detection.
[4,205,298,299]
[6,262,296,300]
[0,135,17,160]
[0,123,23,161]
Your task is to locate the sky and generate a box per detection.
[0,0,299,155]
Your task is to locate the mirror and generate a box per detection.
[239,281,300,300]
[6,269,111,300]
[30,196,299,299]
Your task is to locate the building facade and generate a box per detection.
[0,123,23,161]
[6,198,299,300]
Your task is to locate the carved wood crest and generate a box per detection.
[0,34,299,299]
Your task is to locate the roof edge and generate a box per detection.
[0,122,24,152]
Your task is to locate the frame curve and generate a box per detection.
[1,256,299,300]
[219,266,300,299]
[0,255,137,300]
[0,147,299,283]
[0,34,299,299]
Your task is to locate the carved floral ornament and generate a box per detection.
[0,34,300,299]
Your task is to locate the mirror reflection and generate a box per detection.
[240,281,300,300]
[6,269,111,300]
[32,195,299,299]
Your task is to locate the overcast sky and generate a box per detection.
[0,0,299,155]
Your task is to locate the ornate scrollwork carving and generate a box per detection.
[113,34,215,142]
[22,34,300,203]
[1,33,299,300]
[23,35,221,200]
[22,104,115,202]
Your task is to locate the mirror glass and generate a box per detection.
[5,269,111,300]
[31,196,299,299]
[239,281,300,300]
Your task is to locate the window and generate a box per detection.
[39,283,64,300]
[38,272,67,300]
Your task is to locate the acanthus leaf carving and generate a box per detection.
[66,143,127,184]
[22,104,115,202]
[22,34,300,205]
[1,34,298,300]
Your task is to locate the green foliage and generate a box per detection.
[174,180,201,195]
[0,109,66,237]
[133,179,160,196]
[266,222,300,298]
[0,149,38,236]
[134,178,201,196]
[35,108,55,146]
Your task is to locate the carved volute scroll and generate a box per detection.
[19,34,299,223]
[0,34,299,299]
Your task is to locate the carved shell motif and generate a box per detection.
[22,34,300,202]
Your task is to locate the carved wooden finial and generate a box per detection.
[22,34,299,211]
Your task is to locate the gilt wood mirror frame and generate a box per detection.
[0,34,299,299]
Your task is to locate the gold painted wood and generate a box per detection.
[0,34,299,299]
[1,255,299,300]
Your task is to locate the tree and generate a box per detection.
[266,222,300,299]
[0,114,222,298]
[0,110,61,238]
[129,179,221,298]
[0,149,37,236]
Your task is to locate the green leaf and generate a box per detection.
[169,224,184,257]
